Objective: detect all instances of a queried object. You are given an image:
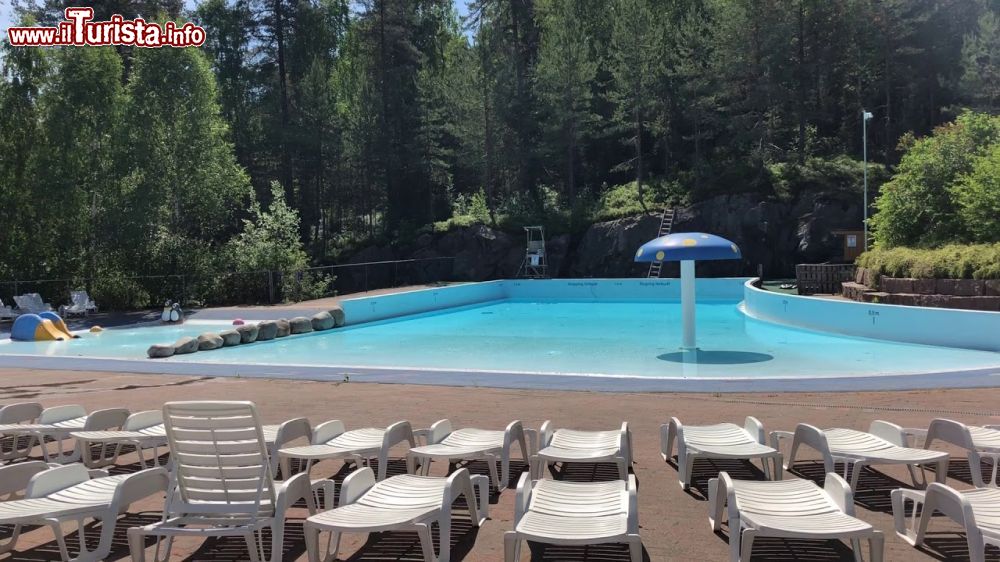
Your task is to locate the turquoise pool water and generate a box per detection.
[159,299,999,379]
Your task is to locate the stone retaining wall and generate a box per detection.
[843,268,1000,311]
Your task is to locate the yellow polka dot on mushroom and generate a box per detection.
[683,238,697,246]
[655,250,665,261]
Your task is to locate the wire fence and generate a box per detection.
[0,257,456,312]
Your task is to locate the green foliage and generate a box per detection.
[871,112,1000,248]
[224,182,311,273]
[961,11,1000,112]
[768,156,888,200]
[952,143,1000,243]
[223,182,332,303]
[592,181,688,222]
[857,244,1000,280]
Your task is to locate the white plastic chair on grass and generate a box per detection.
[892,482,1000,562]
[504,472,642,562]
[662,416,783,490]
[304,466,489,562]
[771,421,949,491]
[126,401,317,562]
[531,421,632,479]
[709,471,883,562]
[408,419,528,491]
[0,461,167,562]
[279,419,415,482]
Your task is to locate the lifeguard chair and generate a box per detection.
[518,226,548,278]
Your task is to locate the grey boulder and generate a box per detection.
[289,317,313,334]
[257,320,278,341]
[147,344,174,358]
[237,324,259,344]
[329,306,346,327]
[311,311,335,331]
[220,330,242,347]
[197,332,224,351]
[275,319,291,337]
[173,336,198,355]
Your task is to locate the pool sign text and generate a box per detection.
[7,8,206,48]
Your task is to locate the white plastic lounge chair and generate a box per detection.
[408,419,528,491]
[14,293,52,313]
[0,405,129,463]
[0,461,167,562]
[911,418,1000,488]
[504,472,641,562]
[126,401,316,562]
[772,421,949,491]
[279,420,415,482]
[710,471,884,562]
[0,402,43,461]
[68,414,309,474]
[531,421,632,479]
[662,416,783,490]
[892,482,1000,562]
[304,466,489,562]
[72,410,169,469]
[0,298,17,320]
[61,291,98,317]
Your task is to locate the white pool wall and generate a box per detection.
[340,278,750,325]
[742,279,1000,352]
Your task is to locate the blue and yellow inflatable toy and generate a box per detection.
[11,312,77,341]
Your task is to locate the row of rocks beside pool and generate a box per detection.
[147,308,345,359]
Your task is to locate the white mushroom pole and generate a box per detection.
[680,259,696,350]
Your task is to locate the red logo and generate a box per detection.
[7,8,206,48]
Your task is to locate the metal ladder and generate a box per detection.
[647,207,676,278]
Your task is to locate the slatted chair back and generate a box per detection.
[162,401,276,519]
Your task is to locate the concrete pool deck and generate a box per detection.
[1,367,999,561]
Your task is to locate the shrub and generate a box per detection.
[952,143,1000,243]
[857,243,1000,280]
[871,112,1000,248]
[591,180,687,222]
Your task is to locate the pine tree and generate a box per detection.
[534,0,598,204]
[608,0,662,207]
[961,10,1000,112]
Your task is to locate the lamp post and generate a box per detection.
[862,109,874,250]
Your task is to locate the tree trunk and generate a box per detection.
[796,0,806,162]
[273,0,294,206]
[567,120,576,205]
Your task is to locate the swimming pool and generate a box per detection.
[1,279,998,392]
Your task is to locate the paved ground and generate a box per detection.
[1,368,998,561]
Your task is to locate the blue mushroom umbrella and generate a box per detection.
[635,232,741,350]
